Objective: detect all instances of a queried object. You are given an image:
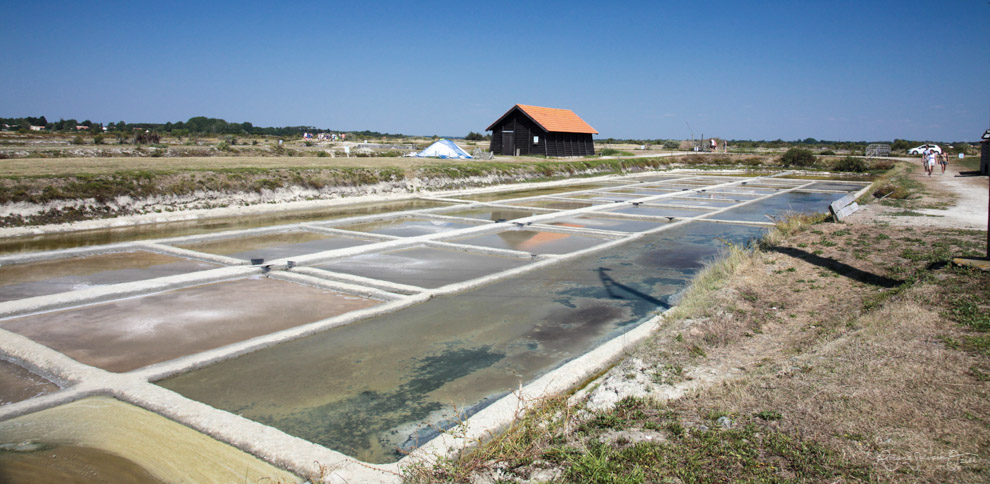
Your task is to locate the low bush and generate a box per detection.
[780,148,816,167]
[831,156,867,172]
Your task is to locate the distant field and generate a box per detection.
[0,156,468,177]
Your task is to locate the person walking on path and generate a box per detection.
[939,150,948,174]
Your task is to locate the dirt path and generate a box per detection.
[852,156,989,230]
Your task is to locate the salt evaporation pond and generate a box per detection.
[0,172,869,478]
[0,199,451,256]
[1,277,382,372]
[158,221,766,463]
[0,250,218,303]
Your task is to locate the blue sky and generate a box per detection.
[1,0,987,141]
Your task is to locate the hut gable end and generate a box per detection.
[487,104,596,157]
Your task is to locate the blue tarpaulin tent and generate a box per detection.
[413,139,473,159]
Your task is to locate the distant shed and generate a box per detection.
[487,104,598,157]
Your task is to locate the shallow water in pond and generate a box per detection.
[0,251,219,303]
[176,230,370,261]
[157,221,766,464]
[0,359,58,406]
[606,204,713,219]
[547,215,670,233]
[451,229,608,254]
[708,191,841,222]
[335,217,483,237]
[0,199,451,255]
[1,277,381,372]
[451,184,618,202]
[802,181,869,192]
[661,198,740,208]
[507,199,597,210]
[435,207,538,222]
[314,245,532,288]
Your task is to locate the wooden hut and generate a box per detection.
[487,104,598,157]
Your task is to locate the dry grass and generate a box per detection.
[0,155,459,177]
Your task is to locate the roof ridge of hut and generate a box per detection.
[487,104,598,135]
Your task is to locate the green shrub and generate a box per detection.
[820,149,835,155]
[71,135,84,145]
[93,134,104,145]
[832,156,867,173]
[780,148,816,167]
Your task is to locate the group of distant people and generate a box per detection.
[304,132,346,141]
[709,138,728,153]
[922,146,948,177]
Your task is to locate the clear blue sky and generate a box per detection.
[2,0,987,141]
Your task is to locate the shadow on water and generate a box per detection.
[770,246,903,288]
[597,267,670,311]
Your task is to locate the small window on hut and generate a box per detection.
[533,136,539,144]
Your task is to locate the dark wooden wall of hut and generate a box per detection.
[489,111,547,156]
[544,132,595,157]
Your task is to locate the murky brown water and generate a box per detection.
[0,359,58,406]
[1,277,381,372]
[0,397,297,482]
[0,444,163,483]
[0,251,219,303]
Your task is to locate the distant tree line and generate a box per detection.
[0,115,352,138]
[0,116,977,151]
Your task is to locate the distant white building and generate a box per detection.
[29,125,45,131]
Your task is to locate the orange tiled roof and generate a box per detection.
[488,104,598,134]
